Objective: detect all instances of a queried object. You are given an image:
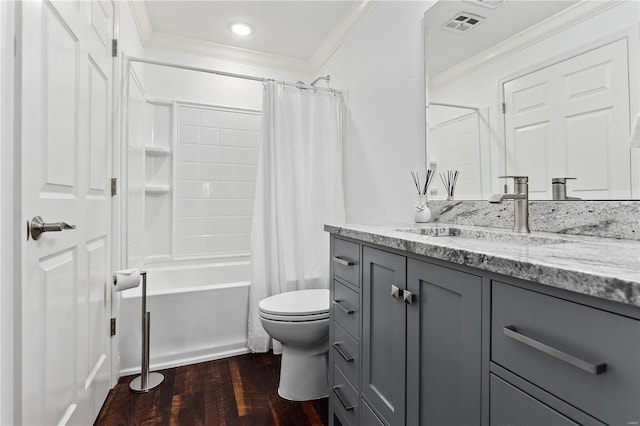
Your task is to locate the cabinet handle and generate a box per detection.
[333,342,354,362]
[333,256,354,266]
[403,290,415,305]
[503,325,607,375]
[333,299,354,315]
[391,284,402,300]
[333,386,355,411]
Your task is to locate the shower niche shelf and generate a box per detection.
[144,99,174,261]
[145,146,171,156]
[144,185,171,194]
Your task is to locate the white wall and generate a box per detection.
[317,1,437,223]
[119,1,145,59]
[429,1,640,196]
[143,63,263,110]
[143,46,309,91]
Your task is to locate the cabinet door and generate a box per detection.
[362,247,406,426]
[406,259,482,426]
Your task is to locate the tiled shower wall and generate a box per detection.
[176,105,261,257]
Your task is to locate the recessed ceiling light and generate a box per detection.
[231,23,252,36]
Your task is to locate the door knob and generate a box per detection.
[28,216,76,241]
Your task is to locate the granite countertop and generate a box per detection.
[325,223,640,308]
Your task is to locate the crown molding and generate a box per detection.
[128,0,152,47]
[125,0,378,74]
[145,31,312,73]
[309,0,379,70]
[429,0,623,91]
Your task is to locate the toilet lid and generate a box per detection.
[258,289,329,316]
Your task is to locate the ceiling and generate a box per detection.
[425,0,578,78]
[131,0,377,72]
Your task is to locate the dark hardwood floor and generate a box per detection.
[95,352,328,426]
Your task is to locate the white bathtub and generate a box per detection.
[119,261,250,375]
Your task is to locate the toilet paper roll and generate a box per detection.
[113,268,141,292]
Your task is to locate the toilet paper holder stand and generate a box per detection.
[115,271,164,393]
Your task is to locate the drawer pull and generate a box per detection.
[503,325,607,375]
[333,342,354,362]
[333,299,355,315]
[333,386,355,411]
[333,256,354,266]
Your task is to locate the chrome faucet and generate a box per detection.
[488,176,530,233]
[552,177,581,200]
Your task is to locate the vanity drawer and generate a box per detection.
[491,281,640,425]
[361,398,387,426]
[333,238,360,286]
[333,365,359,426]
[332,323,359,389]
[490,374,578,426]
[333,279,360,338]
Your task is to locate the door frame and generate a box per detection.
[497,25,640,197]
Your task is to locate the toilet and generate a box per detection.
[258,288,330,401]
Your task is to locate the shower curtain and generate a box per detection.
[248,81,346,353]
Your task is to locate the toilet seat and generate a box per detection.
[259,311,330,322]
[258,289,329,322]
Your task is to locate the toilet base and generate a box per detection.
[277,340,328,401]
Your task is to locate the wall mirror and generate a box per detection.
[424,0,639,200]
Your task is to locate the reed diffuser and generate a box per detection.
[439,170,459,200]
[411,170,435,223]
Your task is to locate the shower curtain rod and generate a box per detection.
[126,56,342,94]
[427,102,479,111]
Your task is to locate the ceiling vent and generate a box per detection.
[442,12,486,34]
[463,0,505,9]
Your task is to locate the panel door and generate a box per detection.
[21,1,113,424]
[362,247,406,426]
[406,259,482,426]
[504,38,630,199]
[431,112,484,199]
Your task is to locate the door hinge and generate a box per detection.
[110,318,116,337]
[112,39,118,57]
[502,102,506,114]
[111,178,117,196]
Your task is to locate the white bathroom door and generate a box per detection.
[504,38,630,199]
[20,1,113,424]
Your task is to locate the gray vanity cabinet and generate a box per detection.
[329,231,640,426]
[362,246,407,426]
[406,259,483,426]
[360,246,484,426]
